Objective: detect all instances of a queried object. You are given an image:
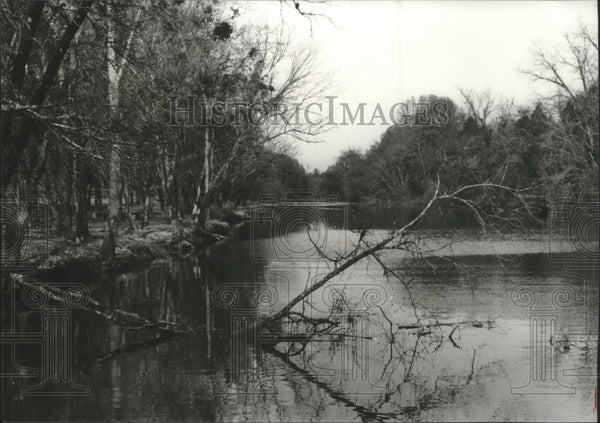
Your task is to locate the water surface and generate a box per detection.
[3,210,598,422]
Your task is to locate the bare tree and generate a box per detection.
[102,3,144,260]
[247,176,533,334]
[458,88,497,129]
[1,0,94,189]
[522,24,599,179]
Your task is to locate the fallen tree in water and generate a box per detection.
[245,177,534,336]
[238,177,528,417]
[9,273,192,334]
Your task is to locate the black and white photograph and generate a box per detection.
[1,1,599,421]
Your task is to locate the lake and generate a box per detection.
[2,205,598,422]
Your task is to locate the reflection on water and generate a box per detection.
[2,216,598,422]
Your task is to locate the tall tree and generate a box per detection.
[102,3,143,260]
[1,0,94,189]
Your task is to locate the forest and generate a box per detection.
[2,1,597,260]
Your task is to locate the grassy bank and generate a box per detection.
[18,219,206,281]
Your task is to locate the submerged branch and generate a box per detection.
[396,319,494,330]
[264,344,393,422]
[255,177,443,331]
[10,274,192,334]
[77,331,185,370]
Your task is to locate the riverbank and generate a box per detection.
[18,218,228,281]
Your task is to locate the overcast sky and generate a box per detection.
[239,1,598,171]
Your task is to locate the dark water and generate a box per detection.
[2,206,598,422]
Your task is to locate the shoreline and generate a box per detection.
[12,216,566,283]
[14,219,227,282]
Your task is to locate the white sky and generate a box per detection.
[238,1,598,171]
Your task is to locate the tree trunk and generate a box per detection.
[66,152,74,231]
[104,145,120,261]
[102,5,121,261]
[74,155,90,239]
[101,4,143,259]
[142,193,150,228]
[1,2,92,189]
[93,180,101,219]
[142,175,152,228]
[192,125,212,226]
[158,143,171,220]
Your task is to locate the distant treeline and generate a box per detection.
[247,86,598,216]
[316,91,598,207]
[251,27,599,211]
